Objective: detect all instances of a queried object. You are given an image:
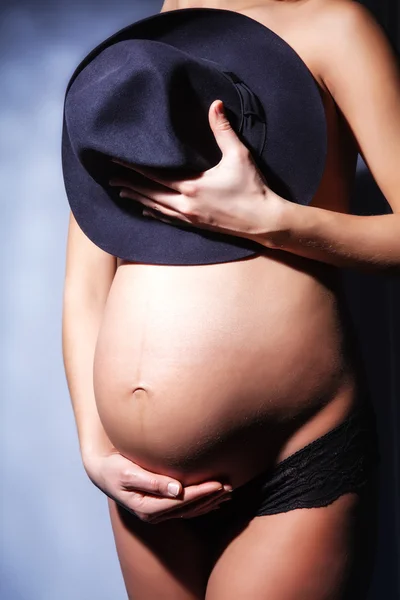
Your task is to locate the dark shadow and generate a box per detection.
[339,160,399,599]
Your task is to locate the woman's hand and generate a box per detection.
[109,99,288,244]
[83,449,232,525]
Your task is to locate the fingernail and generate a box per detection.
[167,482,180,497]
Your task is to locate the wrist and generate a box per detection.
[81,441,118,468]
[254,189,296,249]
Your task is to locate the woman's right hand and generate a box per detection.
[83,449,233,524]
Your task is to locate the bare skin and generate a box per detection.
[92,0,390,597]
[95,0,359,490]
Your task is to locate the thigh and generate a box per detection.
[108,498,210,600]
[206,491,362,600]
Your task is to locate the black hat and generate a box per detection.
[62,7,327,265]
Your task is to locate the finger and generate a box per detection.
[167,488,229,516]
[143,210,199,231]
[130,481,230,516]
[109,175,178,202]
[120,464,184,498]
[208,100,242,157]
[119,189,190,221]
[148,490,232,524]
[111,159,188,193]
[179,488,232,516]
[142,210,186,226]
[180,497,232,519]
[157,492,233,523]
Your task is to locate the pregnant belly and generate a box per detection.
[93,254,347,488]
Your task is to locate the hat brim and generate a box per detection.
[62,8,327,265]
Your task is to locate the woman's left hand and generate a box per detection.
[109,99,288,244]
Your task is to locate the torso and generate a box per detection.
[93,0,363,489]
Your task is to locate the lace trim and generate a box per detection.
[231,404,380,517]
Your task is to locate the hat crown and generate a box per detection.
[62,8,327,265]
[65,39,267,181]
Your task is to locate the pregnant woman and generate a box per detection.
[62,1,399,599]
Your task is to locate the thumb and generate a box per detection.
[165,479,183,498]
[120,458,183,498]
[209,99,242,157]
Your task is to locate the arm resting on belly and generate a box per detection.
[62,211,117,464]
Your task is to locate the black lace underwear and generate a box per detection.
[230,400,381,517]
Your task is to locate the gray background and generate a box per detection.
[1,1,398,599]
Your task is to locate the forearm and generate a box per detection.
[261,197,400,270]
[62,292,116,463]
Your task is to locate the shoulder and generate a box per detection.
[249,2,389,93]
[308,0,400,212]
[311,0,382,36]
[314,0,377,27]
[310,0,397,93]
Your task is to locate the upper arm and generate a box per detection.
[317,1,400,212]
[64,211,117,304]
